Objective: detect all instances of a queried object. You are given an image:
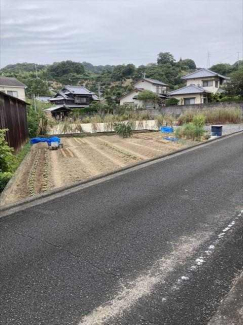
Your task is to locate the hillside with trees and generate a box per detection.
[0,52,242,103]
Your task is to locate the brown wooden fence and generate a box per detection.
[0,91,29,151]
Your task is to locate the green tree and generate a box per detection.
[224,68,243,97]
[157,52,175,65]
[24,78,51,97]
[47,61,85,79]
[137,90,159,107]
[179,59,196,70]
[210,63,233,76]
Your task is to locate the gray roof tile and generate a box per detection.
[182,68,229,80]
[65,85,93,95]
[168,85,210,95]
[0,77,26,87]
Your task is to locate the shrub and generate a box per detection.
[0,172,12,192]
[166,98,179,106]
[0,130,16,173]
[0,129,16,192]
[192,114,206,127]
[114,122,133,138]
[175,123,205,141]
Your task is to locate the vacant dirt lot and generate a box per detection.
[1,132,193,206]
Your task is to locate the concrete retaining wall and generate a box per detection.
[139,102,243,117]
[47,120,159,135]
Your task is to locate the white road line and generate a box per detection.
[78,231,211,325]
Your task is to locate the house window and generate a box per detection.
[203,80,213,87]
[184,98,195,105]
[75,97,87,104]
[156,86,159,94]
[7,91,18,98]
[215,81,219,88]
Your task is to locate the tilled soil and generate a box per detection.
[1,133,189,206]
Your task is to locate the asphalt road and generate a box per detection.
[0,133,243,325]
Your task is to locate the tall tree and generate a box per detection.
[157,52,175,65]
[210,63,233,76]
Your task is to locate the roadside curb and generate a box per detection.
[0,130,242,217]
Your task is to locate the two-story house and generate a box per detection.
[168,68,229,105]
[120,78,168,108]
[0,77,26,101]
[46,85,99,118]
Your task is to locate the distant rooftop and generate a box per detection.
[136,78,168,86]
[65,85,94,95]
[182,68,229,80]
[168,85,210,96]
[0,77,26,87]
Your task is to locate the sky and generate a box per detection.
[0,0,242,69]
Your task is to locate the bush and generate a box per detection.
[192,114,206,127]
[175,123,205,140]
[114,122,133,138]
[166,98,179,106]
[0,130,16,173]
[0,172,12,192]
[0,129,16,192]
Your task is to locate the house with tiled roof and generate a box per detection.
[46,85,99,118]
[168,68,229,105]
[120,78,169,108]
[0,77,27,101]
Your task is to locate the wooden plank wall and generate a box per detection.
[0,92,28,151]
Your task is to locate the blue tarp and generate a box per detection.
[163,136,179,142]
[160,126,174,133]
[30,137,61,146]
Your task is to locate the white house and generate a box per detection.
[0,77,27,101]
[168,68,229,105]
[120,78,168,108]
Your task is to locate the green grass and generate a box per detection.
[13,142,31,172]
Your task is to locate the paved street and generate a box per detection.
[0,132,243,325]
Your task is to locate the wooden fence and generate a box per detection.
[0,91,29,151]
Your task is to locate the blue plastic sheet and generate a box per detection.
[163,136,178,142]
[30,137,61,146]
[160,126,174,133]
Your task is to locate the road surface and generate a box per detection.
[0,132,243,325]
